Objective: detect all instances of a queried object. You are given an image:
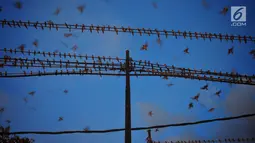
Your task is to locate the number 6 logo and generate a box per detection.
[233,8,243,20]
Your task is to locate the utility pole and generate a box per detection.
[125,50,131,143]
[146,129,153,143]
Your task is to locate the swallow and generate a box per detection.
[189,102,194,109]
[215,90,221,97]
[140,41,148,51]
[152,2,158,9]
[77,5,85,13]
[148,111,153,117]
[23,97,28,103]
[54,7,61,15]
[184,47,189,54]
[208,108,215,112]
[228,47,234,55]
[58,117,63,121]
[29,91,36,96]
[72,44,78,52]
[220,7,228,15]
[33,39,38,47]
[155,128,159,132]
[0,107,4,113]
[156,38,162,47]
[191,93,200,101]
[14,1,23,9]
[64,89,68,94]
[64,33,72,38]
[167,83,174,87]
[201,84,208,90]
[17,44,25,51]
[6,120,11,124]
[83,126,90,131]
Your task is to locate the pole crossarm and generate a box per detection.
[1,48,255,85]
[0,19,255,44]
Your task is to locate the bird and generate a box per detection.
[152,2,158,9]
[14,1,22,9]
[0,107,4,113]
[72,44,78,52]
[140,41,148,51]
[249,49,255,55]
[191,93,200,101]
[215,90,222,97]
[148,111,153,117]
[155,128,159,132]
[77,5,85,13]
[228,47,234,55]
[220,7,229,15]
[6,120,11,124]
[0,6,2,12]
[64,89,68,94]
[202,0,209,8]
[189,102,194,109]
[201,84,209,90]
[64,33,72,38]
[23,97,28,103]
[208,108,215,112]
[54,7,61,15]
[156,38,162,47]
[33,39,38,48]
[167,83,174,87]
[58,117,64,121]
[83,126,90,131]
[184,47,189,54]
[29,91,36,96]
[17,44,25,51]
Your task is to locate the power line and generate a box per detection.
[0,19,254,44]
[2,113,255,135]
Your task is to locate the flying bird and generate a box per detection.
[29,91,36,96]
[220,7,229,15]
[33,39,39,47]
[0,107,4,113]
[54,7,61,15]
[17,44,25,51]
[14,1,23,9]
[58,117,64,121]
[167,83,174,87]
[215,90,222,97]
[201,84,209,90]
[64,33,73,38]
[72,44,78,52]
[148,111,153,117]
[156,38,162,47]
[228,47,234,55]
[155,128,159,132]
[152,2,158,9]
[23,97,28,103]
[183,47,189,54]
[140,41,148,51]
[188,102,194,109]
[249,49,255,55]
[64,89,68,94]
[208,108,215,112]
[77,5,85,13]
[191,93,200,101]
[6,120,11,124]
[202,0,209,8]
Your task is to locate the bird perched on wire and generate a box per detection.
[83,126,90,131]
[14,1,23,9]
[220,7,229,15]
[183,47,189,54]
[54,7,61,15]
[191,93,200,101]
[17,44,25,51]
[77,5,85,13]
[228,46,234,55]
[215,90,221,97]
[201,84,209,90]
[58,117,64,121]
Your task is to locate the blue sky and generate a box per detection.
[0,0,255,143]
